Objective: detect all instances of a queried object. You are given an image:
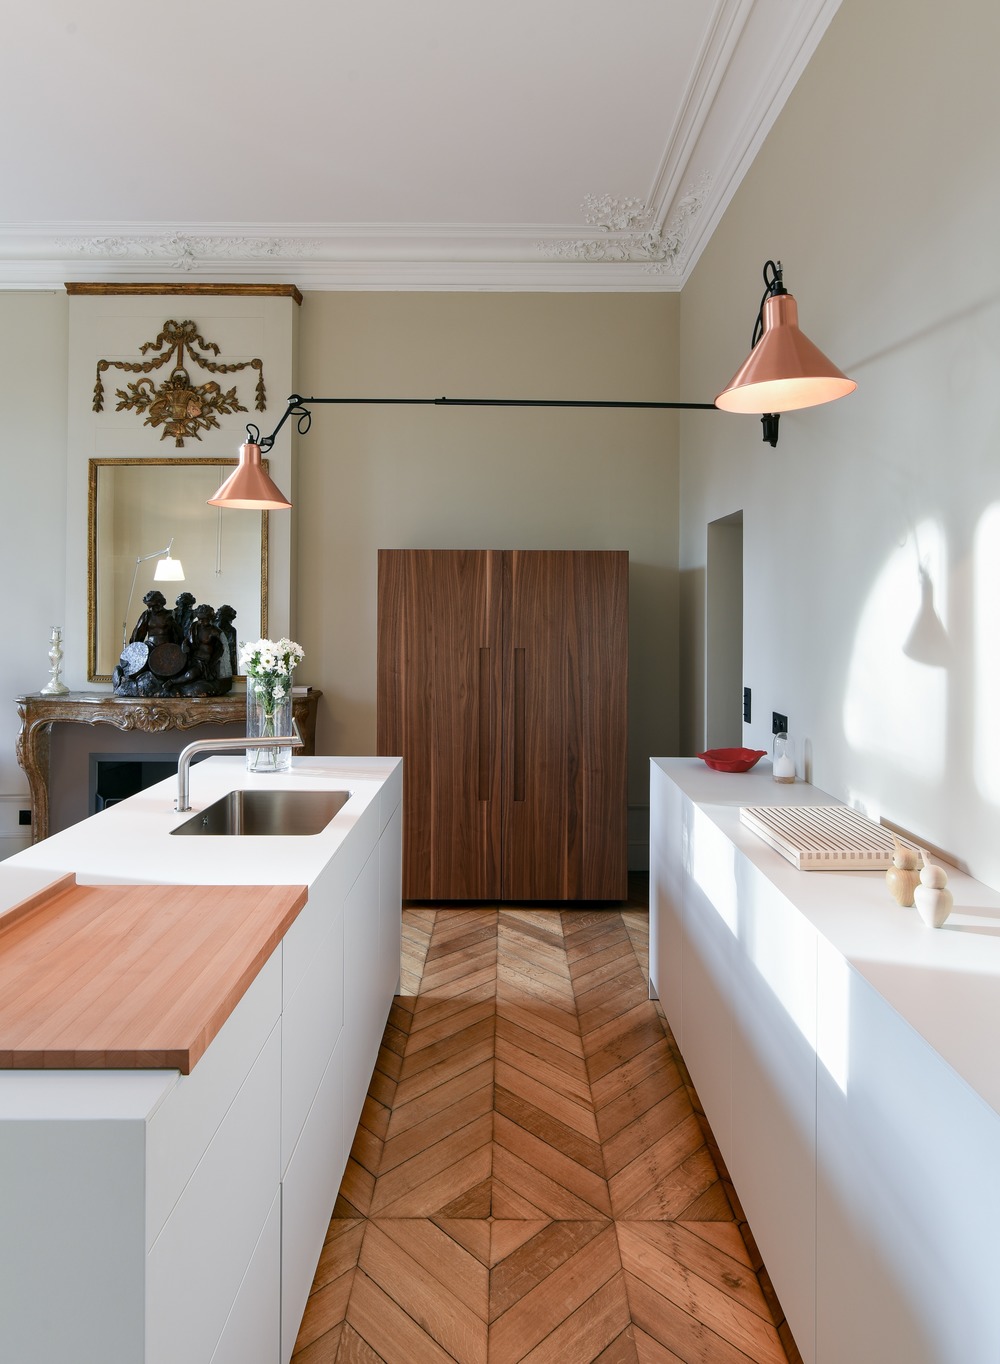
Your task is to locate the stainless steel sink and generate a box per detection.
[171,788,352,836]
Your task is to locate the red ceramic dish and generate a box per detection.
[696,747,767,773]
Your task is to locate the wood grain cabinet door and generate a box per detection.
[501,550,628,901]
[377,550,503,899]
[377,548,628,901]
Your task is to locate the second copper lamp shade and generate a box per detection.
[207,440,291,511]
[716,260,856,416]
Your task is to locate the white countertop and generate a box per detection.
[1,755,401,902]
[653,756,1000,1118]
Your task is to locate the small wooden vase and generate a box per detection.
[913,849,953,928]
[885,835,921,908]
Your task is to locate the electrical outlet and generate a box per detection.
[772,711,788,735]
[18,809,31,827]
[743,687,752,723]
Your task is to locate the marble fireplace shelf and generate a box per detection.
[14,690,321,843]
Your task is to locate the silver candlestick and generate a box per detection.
[40,625,70,695]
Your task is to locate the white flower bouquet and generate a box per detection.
[239,638,304,769]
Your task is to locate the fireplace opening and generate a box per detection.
[89,752,210,814]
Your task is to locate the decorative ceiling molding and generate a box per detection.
[538,176,712,275]
[0,225,702,292]
[0,0,842,294]
[69,233,291,271]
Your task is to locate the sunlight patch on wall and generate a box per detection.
[843,519,947,781]
[973,503,1000,804]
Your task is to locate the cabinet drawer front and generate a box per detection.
[146,951,282,1247]
[282,800,380,1005]
[282,1038,346,1364]
[343,846,382,1129]
[379,802,403,999]
[281,903,345,1172]
[146,1023,281,1364]
[210,1189,281,1364]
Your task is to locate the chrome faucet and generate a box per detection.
[175,721,304,811]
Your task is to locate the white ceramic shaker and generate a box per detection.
[913,849,954,928]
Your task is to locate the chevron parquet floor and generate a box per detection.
[291,881,800,1364]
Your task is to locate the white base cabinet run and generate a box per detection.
[0,764,402,1364]
[649,757,1000,1364]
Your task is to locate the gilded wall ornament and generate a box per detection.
[93,318,267,447]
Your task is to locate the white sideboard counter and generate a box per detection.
[650,757,1000,1364]
[0,755,403,1364]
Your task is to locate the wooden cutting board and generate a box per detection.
[0,874,308,1072]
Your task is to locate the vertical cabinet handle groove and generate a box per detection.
[514,647,525,802]
[478,647,491,801]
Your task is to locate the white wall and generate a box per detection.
[678,0,1000,887]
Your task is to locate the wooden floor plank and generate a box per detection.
[369,1218,489,1320]
[602,1088,695,1178]
[489,1221,608,1320]
[494,1112,612,1216]
[379,1079,493,1174]
[385,1057,494,1141]
[291,901,797,1364]
[494,1084,604,1175]
[488,1223,622,1364]
[346,1270,457,1364]
[518,1271,633,1363]
[370,1114,493,1216]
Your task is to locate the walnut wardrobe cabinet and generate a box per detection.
[377,549,628,901]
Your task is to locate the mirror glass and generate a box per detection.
[88,458,268,681]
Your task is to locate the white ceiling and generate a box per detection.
[0,0,839,291]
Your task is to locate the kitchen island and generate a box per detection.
[0,754,402,1364]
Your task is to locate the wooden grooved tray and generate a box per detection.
[739,804,918,871]
[0,874,308,1072]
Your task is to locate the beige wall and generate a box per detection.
[678,0,1000,886]
[0,292,68,839]
[0,291,680,862]
[295,292,681,862]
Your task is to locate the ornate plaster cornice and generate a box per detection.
[537,176,712,275]
[64,231,319,271]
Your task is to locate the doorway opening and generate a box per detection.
[706,510,744,749]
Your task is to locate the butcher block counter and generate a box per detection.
[0,875,308,1071]
[0,754,403,1364]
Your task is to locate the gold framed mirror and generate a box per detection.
[88,458,268,682]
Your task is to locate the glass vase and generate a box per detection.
[246,676,293,773]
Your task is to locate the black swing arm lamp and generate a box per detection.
[207,393,718,510]
[207,258,856,508]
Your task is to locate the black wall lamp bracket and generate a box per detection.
[246,393,720,454]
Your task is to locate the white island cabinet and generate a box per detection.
[650,757,1000,1364]
[0,755,402,1364]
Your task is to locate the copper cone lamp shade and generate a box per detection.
[715,292,856,414]
[208,442,292,510]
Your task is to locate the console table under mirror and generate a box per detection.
[15,690,321,843]
[88,457,269,682]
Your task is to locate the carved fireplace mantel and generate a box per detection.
[15,689,321,843]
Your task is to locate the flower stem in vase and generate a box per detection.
[241,638,304,775]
